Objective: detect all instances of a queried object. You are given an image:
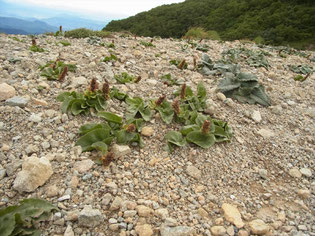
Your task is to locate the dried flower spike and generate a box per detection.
[155,95,166,106]
[32,39,36,46]
[126,123,136,133]
[59,25,62,32]
[172,99,180,115]
[180,84,186,99]
[101,152,114,166]
[134,76,141,83]
[102,81,110,100]
[178,59,186,70]
[201,120,211,134]
[193,57,197,70]
[89,78,99,92]
[58,66,68,82]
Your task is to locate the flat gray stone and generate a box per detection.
[78,205,104,227]
[5,96,29,108]
[160,224,195,236]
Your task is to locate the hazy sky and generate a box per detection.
[1,0,185,20]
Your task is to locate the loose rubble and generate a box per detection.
[0,33,314,235]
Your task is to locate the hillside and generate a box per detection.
[0,33,314,235]
[0,17,58,35]
[104,0,315,48]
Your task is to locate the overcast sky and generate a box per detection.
[2,0,185,20]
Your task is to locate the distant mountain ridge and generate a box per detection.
[0,17,58,35]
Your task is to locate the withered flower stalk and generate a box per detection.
[180,84,186,99]
[89,78,99,92]
[150,38,153,43]
[155,95,166,106]
[134,76,141,83]
[126,123,136,133]
[302,73,311,82]
[193,57,197,70]
[59,25,62,32]
[172,99,180,115]
[101,152,114,166]
[32,39,36,46]
[102,81,110,100]
[58,66,68,82]
[201,120,211,135]
[178,59,186,70]
[112,40,115,44]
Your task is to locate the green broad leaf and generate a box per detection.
[110,87,128,101]
[91,141,108,154]
[71,99,86,115]
[180,124,200,135]
[79,123,108,135]
[250,85,271,106]
[139,107,152,121]
[76,128,111,152]
[0,206,17,236]
[194,113,210,127]
[114,72,135,84]
[98,111,123,124]
[218,77,240,93]
[56,92,72,102]
[186,131,215,149]
[155,101,174,124]
[61,96,76,113]
[164,131,187,147]
[115,130,137,144]
[237,72,258,82]
[197,82,206,100]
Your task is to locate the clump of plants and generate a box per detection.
[9,36,25,42]
[57,40,71,46]
[57,79,109,115]
[114,72,141,84]
[170,59,188,69]
[160,74,183,86]
[0,198,58,236]
[40,59,76,81]
[218,71,271,106]
[288,64,313,75]
[140,41,155,47]
[102,54,118,62]
[29,38,45,52]
[222,47,270,69]
[76,116,144,165]
[64,28,111,38]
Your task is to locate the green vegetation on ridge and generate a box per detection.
[103,0,315,49]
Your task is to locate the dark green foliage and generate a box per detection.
[57,40,71,46]
[103,0,315,49]
[29,45,44,52]
[125,97,152,121]
[64,28,111,38]
[102,54,117,62]
[160,74,182,86]
[40,60,76,80]
[57,90,107,115]
[218,72,271,106]
[140,41,155,47]
[0,198,58,236]
[288,64,313,74]
[169,59,188,69]
[114,72,136,84]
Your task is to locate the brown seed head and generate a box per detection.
[180,84,186,99]
[172,99,180,115]
[101,152,114,166]
[201,120,211,134]
[89,78,99,92]
[32,38,36,46]
[126,123,136,133]
[58,66,68,82]
[155,95,166,106]
[178,59,186,70]
[59,25,62,32]
[134,76,141,83]
[193,57,197,69]
[102,81,110,100]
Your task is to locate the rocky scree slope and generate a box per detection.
[0,33,314,236]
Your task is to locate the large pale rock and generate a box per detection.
[71,76,88,88]
[64,225,74,236]
[251,110,262,123]
[135,224,153,236]
[78,205,104,227]
[249,219,270,235]
[222,203,244,228]
[0,83,16,101]
[257,129,275,138]
[136,205,153,217]
[186,165,201,179]
[211,226,226,236]
[160,225,195,236]
[141,126,154,137]
[13,156,53,193]
[111,144,131,158]
[73,159,94,173]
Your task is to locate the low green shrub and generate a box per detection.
[64,28,111,38]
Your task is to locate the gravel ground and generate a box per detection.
[0,33,314,236]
